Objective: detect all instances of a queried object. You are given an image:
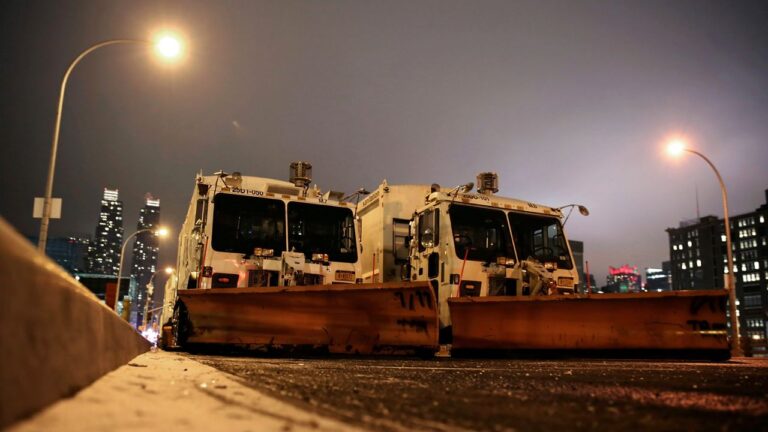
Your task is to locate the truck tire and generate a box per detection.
[163,301,190,350]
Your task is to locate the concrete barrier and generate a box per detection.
[0,218,150,429]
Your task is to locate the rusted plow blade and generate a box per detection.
[174,282,438,355]
[449,290,730,359]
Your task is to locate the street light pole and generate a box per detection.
[115,227,168,318]
[37,39,149,253]
[142,267,173,329]
[37,33,183,252]
[115,227,154,316]
[682,148,742,356]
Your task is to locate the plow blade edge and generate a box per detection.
[177,282,438,355]
[449,290,730,357]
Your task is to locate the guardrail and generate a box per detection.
[0,217,150,429]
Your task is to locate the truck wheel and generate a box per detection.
[415,348,437,359]
[439,325,453,344]
[166,301,190,350]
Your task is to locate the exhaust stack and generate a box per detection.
[290,161,312,188]
[476,172,499,195]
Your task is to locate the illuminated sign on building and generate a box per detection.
[606,264,641,293]
[609,265,638,276]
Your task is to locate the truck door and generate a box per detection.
[415,207,455,342]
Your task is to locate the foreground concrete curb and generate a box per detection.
[9,350,360,432]
[0,218,150,428]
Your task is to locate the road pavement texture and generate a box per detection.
[196,353,768,432]
[7,350,359,432]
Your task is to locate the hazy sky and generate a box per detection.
[1,0,767,284]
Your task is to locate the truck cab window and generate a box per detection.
[288,202,357,263]
[449,204,514,262]
[508,212,573,269]
[211,193,286,255]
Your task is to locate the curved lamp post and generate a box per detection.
[557,203,590,226]
[37,35,183,252]
[666,138,742,356]
[115,227,169,315]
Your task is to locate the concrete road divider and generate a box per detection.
[0,218,150,429]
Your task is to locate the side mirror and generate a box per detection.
[420,228,435,249]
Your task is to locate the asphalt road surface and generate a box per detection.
[193,354,768,431]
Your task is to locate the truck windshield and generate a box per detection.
[507,212,573,269]
[288,202,357,263]
[211,194,286,255]
[449,204,515,262]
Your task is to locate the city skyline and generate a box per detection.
[1,1,767,284]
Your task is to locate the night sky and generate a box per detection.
[1,0,767,285]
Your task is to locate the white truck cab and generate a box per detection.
[358,173,580,333]
[162,163,360,326]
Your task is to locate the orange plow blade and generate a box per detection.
[449,290,730,359]
[177,282,438,355]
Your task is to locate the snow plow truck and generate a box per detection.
[161,165,731,359]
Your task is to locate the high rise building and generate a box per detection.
[645,261,671,292]
[26,235,91,274]
[86,188,124,275]
[666,215,723,290]
[666,189,768,355]
[130,194,161,326]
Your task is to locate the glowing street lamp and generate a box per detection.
[155,34,183,59]
[114,227,169,317]
[664,137,742,356]
[37,33,184,252]
[665,138,686,157]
